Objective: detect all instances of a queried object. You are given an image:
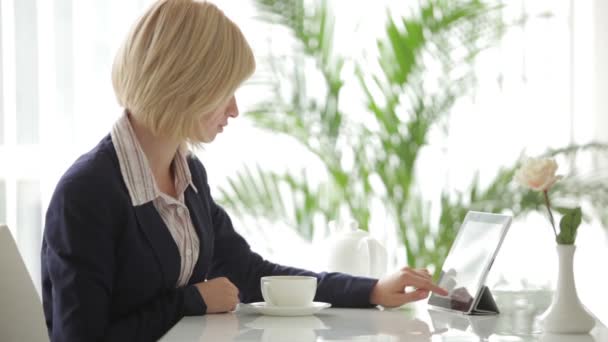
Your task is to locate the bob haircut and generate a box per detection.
[112,0,255,143]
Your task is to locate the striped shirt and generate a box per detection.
[111,113,200,287]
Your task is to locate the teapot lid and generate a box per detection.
[329,219,363,234]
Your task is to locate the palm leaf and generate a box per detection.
[218,0,608,277]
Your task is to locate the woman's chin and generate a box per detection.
[196,127,224,143]
[194,133,214,143]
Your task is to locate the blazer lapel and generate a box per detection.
[133,203,181,288]
[185,186,213,283]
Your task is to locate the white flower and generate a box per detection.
[515,157,562,191]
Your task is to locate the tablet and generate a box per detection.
[428,211,512,315]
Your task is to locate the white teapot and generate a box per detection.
[324,220,387,279]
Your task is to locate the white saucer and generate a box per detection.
[247,302,331,316]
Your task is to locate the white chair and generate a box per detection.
[0,224,48,341]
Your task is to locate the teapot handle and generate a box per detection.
[362,237,387,278]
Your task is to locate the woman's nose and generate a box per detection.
[228,97,239,118]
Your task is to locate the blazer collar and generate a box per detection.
[132,185,212,288]
[185,187,213,284]
[133,203,181,288]
[111,112,198,207]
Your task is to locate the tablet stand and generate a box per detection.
[469,286,499,315]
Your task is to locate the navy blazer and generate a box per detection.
[41,135,378,341]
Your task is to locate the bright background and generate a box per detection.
[1,0,607,323]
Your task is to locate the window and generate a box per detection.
[16,180,41,292]
[0,180,5,224]
[14,0,39,145]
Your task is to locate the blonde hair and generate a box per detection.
[112,0,255,142]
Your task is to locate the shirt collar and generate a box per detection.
[111,112,198,206]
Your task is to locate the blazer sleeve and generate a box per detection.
[43,179,205,342]
[197,164,378,308]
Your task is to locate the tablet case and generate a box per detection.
[428,307,499,339]
[469,286,499,315]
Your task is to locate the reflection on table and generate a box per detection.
[161,301,607,342]
[427,308,602,342]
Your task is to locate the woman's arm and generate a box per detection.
[43,178,205,342]
[205,195,447,309]
[206,202,378,307]
[189,159,378,307]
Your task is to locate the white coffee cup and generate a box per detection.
[260,276,317,307]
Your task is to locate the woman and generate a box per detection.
[41,0,447,341]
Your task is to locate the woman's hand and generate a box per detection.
[369,267,448,308]
[195,277,240,313]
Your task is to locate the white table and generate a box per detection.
[161,303,607,341]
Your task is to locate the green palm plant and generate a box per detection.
[219,0,608,276]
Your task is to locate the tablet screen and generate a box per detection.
[428,212,511,314]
